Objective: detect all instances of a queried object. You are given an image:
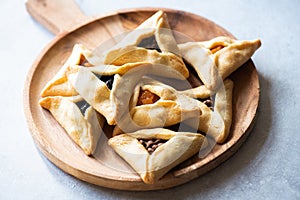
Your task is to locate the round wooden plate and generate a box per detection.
[24,0,259,191]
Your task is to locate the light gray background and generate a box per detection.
[1,0,299,199]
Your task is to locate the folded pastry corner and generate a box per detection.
[208,37,261,79]
[178,37,261,90]
[108,128,207,184]
[211,78,234,143]
[39,96,104,155]
[183,78,234,144]
[107,47,189,79]
[40,44,95,97]
[102,10,189,79]
[67,61,189,127]
[113,77,203,133]
[67,67,116,125]
[179,42,219,90]
[38,10,261,180]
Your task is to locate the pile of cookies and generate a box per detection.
[39,11,261,184]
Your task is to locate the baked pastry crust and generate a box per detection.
[179,85,212,99]
[199,36,261,80]
[39,96,104,155]
[212,79,234,143]
[67,66,118,125]
[38,10,261,182]
[184,78,234,143]
[67,62,187,125]
[179,42,219,90]
[111,77,204,135]
[105,47,189,79]
[100,10,189,79]
[108,128,207,184]
[179,36,261,90]
[40,44,93,97]
[103,10,180,61]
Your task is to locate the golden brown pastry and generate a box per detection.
[40,44,94,97]
[103,10,181,61]
[38,9,261,180]
[108,128,207,184]
[105,47,189,79]
[67,62,187,125]
[184,79,234,143]
[100,10,189,79]
[111,77,204,135]
[39,96,104,155]
[67,66,119,125]
[199,36,261,80]
[179,85,212,99]
[211,79,234,143]
[179,36,261,90]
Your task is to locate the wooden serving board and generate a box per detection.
[23,0,259,190]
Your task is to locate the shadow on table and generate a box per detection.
[40,73,272,200]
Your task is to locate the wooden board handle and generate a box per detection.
[26,0,90,35]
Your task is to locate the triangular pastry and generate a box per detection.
[67,62,187,125]
[39,96,104,155]
[40,44,94,97]
[103,10,180,61]
[179,36,261,90]
[100,10,189,79]
[67,67,118,125]
[201,36,261,79]
[108,128,207,184]
[179,42,219,90]
[111,76,204,135]
[38,10,261,178]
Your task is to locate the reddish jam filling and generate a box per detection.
[137,90,160,106]
[79,55,93,67]
[210,45,224,54]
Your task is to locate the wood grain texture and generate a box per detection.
[24,5,259,190]
[26,0,91,35]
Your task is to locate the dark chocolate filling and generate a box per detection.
[93,73,115,90]
[183,59,204,88]
[138,138,167,154]
[166,123,198,133]
[75,100,90,115]
[137,36,161,52]
[198,97,214,111]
